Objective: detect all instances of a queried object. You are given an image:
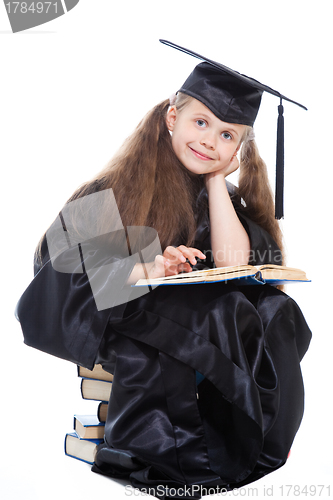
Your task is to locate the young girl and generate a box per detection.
[17,41,311,498]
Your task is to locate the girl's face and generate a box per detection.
[166,98,246,176]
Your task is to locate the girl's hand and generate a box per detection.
[147,246,206,279]
[163,245,206,276]
[223,152,240,178]
[205,153,239,184]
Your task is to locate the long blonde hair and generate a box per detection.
[37,93,283,264]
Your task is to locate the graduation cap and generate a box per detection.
[160,39,307,219]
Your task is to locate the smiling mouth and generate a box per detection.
[189,147,214,161]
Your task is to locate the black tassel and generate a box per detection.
[275,98,284,219]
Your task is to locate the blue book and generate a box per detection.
[74,415,105,439]
[134,264,310,287]
[80,377,112,403]
[64,432,103,465]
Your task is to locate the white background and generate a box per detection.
[1,1,332,498]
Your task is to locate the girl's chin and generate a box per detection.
[179,159,208,175]
[183,166,207,176]
[182,163,217,176]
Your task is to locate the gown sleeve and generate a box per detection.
[15,234,136,369]
[16,180,166,369]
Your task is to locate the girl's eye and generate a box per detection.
[222,132,232,140]
[196,119,206,127]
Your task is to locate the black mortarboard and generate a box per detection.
[160,39,307,219]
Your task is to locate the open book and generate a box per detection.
[134,264,310,287]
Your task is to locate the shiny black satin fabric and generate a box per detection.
[16,182,311,499]
[16,236,131,369]
[92,283,311,497]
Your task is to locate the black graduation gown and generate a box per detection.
[16,184,311,499]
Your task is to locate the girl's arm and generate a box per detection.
[205,159,250,267]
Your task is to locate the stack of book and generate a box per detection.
[64,364,112,464]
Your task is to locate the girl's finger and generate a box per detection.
[163,246,206,266]
[177,263,192,274]
[187,247,206,259]
[163,246,187,263]
[177,246,206,264]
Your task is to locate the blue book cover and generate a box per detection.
[74,415,105,439]
[64,432,103,465]
[133,264,310,287]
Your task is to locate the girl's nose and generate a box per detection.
[200,133,216,150]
